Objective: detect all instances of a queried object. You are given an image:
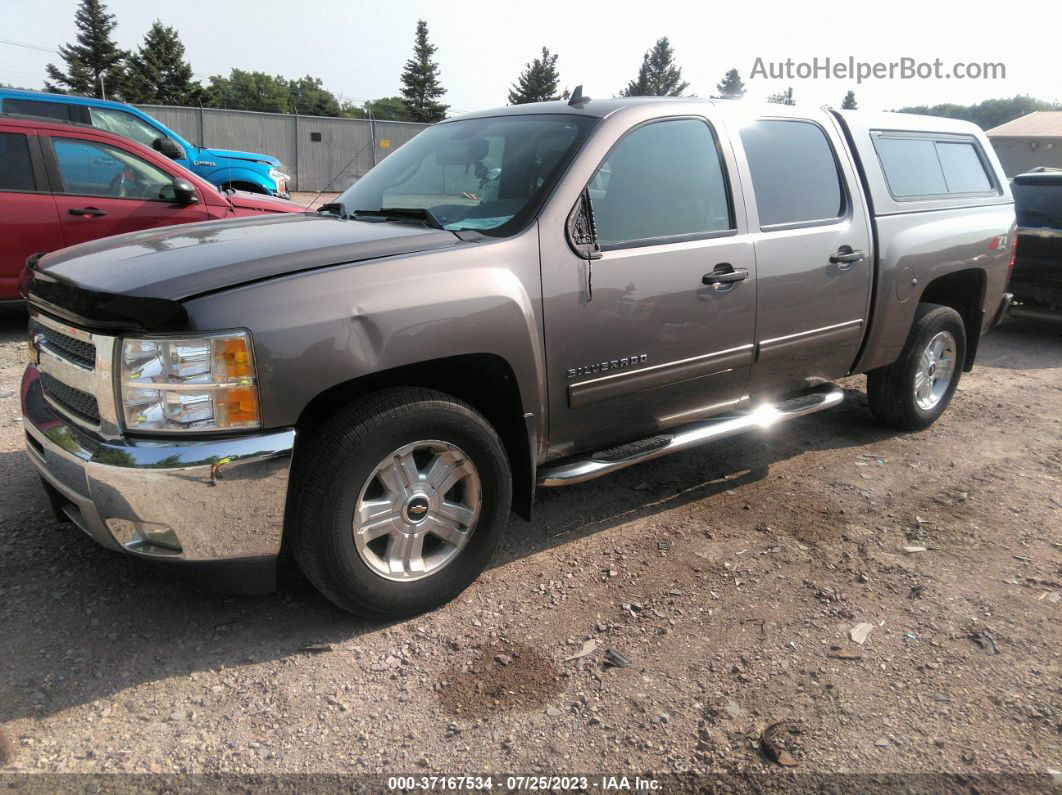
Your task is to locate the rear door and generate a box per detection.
[0,127,60,300]
[43,132,208,247]
[540,116,756,456]
[737,115,873,396]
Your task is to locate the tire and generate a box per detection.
[290,387,512,618]
[867,303,966,431]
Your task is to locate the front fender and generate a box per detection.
[199,164,273,193]
[182,229,547,437]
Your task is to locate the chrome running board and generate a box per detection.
[537,384,845,487]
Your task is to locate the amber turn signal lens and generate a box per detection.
[223,386,259,425]
[219,337,253,380]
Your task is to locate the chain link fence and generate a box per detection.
[133,104,431,192]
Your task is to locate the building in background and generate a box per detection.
[987,111,1062,177]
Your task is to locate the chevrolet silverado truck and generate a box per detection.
[19,95,1014,617]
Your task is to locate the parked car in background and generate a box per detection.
[0,88,290,197]
[19,97,1013,617]
[1010,168,1062,318]
[0,115,300,303]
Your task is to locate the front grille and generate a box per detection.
[40,371,101,424]
[34,323,96,369]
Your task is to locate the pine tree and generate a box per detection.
[400,20,448,122]
[123,21,201,105]
[715,68,745,99]
[841,90,858,110]
[45,0,127,99]
[508,47,562,105]
[767,87,795,106]
[620,37,689,97]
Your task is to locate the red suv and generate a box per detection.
[0,115,301,302]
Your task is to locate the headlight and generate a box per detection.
[120,331,261,433]
[268,168,289,190]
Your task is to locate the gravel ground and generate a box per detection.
[0,307,1059,790]
[290,192,339,212]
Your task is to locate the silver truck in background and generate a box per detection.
[20,95,1014,617]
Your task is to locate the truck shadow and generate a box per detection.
[0,384,903,726]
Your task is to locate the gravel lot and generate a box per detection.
[0,307,1059,789]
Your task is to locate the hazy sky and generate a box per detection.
[1,0,1059,114]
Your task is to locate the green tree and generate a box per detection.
[895,95,1060,130]
[508,47,562,105]
[367,96,415,121]
[715,68,745,98]
[123,20,202,105]
[45,0,127,99]
[767,87,795,105]
[339,96,416,121]
[400,20,448,122]
[620,37,689,97]
[841,90,858,110]
[288,75,341,116]
[206,69,290,112]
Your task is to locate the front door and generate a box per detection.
[46,134,207,248]
[540,117,756,458]
[737,116,874,396]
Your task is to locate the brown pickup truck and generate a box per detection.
[21,95,1014,617]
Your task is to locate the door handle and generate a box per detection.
[702,263,749,286]
[829,247,865,270]
[69,207,107,217]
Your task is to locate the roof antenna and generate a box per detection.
[568,85,590,109]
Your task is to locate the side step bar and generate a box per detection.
[537,384,845,487]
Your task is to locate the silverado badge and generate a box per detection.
[567,354,648,379]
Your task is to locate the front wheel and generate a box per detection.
[867,303,966,431]
[290,388,512,618]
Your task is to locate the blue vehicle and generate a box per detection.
[0,89,290,197]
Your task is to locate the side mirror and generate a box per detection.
[172,179,198,205]
[566,189,601,303]
[566,188,601,261]
[152,136,183,160]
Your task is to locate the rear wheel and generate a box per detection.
[290,388,511,618]
[867,303,966,430]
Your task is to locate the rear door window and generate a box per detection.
[589,118,734,247]
[0,132,36,192]
[3,98,77,122]
[739,120,845,228]
[874,135,996,198]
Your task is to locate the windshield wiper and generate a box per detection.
[350,207,444,230]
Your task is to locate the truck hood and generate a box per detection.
[203,147,281,167]
[31,213,462,302]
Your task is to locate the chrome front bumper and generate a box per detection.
[21,365,295,584]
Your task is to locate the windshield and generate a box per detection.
[332,114,596,234]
